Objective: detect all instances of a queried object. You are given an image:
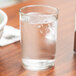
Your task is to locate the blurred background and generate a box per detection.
[0,0,26,8]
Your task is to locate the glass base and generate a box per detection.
[22,59,55,71]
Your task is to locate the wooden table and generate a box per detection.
[0,0,75,76]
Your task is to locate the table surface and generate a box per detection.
[0,0,76,76]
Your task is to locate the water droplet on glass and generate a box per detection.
[40,30,43,34]
[37,25,41,28]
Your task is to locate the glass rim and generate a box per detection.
[19,5,59,16]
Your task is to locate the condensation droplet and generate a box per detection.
[37,25,41,28]
[40,30,43,34]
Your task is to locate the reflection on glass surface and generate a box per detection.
[18,67,55,76]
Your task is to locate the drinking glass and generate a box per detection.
[19,5,58,70]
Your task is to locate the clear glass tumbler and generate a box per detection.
[19,5,58,71]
